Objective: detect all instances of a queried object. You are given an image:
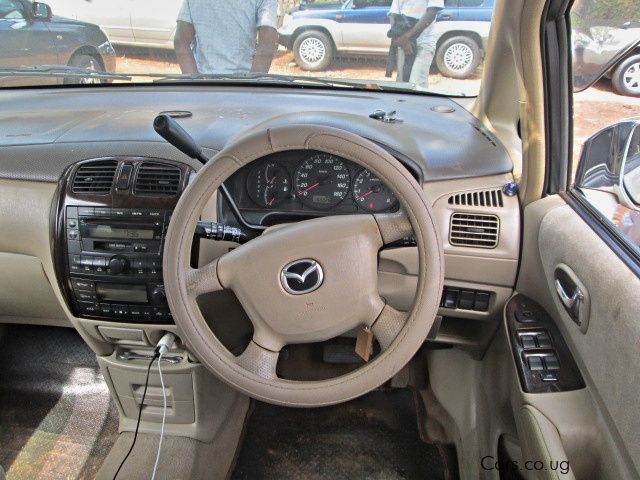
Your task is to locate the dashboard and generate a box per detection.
[223,150,403,227]
[0,85,520,355]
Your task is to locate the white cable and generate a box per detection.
[151,352,167,480]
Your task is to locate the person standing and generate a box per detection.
[174,0,278,75]
[391,0,444,88]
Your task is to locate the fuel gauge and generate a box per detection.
[246,162,291,208]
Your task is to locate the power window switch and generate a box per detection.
[527,356,544,371]
[537,333,552,349]
[540,372,558,382]
[544,355,560,371]
[473,292,490,311]
[521,335,537,350]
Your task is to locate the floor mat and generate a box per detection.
[0,325,119,480]
[231,389,450,480]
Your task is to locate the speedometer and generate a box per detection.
[294,154,350,209]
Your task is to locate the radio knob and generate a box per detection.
[151,286,166,305]
[108,256,129,274]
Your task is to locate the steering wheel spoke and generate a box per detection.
[374,211,413,245]
[371,304,409,350]
[235,340,280,380]
[185,258,224,298]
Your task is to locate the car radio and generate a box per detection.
[55,157,192,325]
[65,206,173,323]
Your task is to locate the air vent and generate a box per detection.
[449,213,500,249]
[72,161,118,194]
[448,189,504,208]
[471,124,497,147]
[134,162,181,196]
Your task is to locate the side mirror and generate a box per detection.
[575,118,640,211]
[32,2,52,20]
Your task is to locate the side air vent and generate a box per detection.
[134,162,182,196]
[448,189,504,208]
[449,213,500,249]
[72,161,118,194]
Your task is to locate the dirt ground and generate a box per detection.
[115,47,640,164]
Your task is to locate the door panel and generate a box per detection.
[514,195,640,479]
[129,0,182,47]
[339,5,391,52]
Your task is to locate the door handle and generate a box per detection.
[440,14,452,19]
[554,279,583,310]
[553,264,589,331]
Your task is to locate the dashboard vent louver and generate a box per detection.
[134,162,181,196]
[72,161,118,194]
[448,189,504,208]
[449,213,500,249]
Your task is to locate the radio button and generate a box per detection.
[71,279,93,291]
[148,210,163,218]
[67,206,78,218]
[129,306,144,317]
[112,305,129,317]
[99,304,113,316]
[69,255,81,273]
[130,209,145,217]
[76,291,97,302]
[111,209,127,217]
[67,240,82,254]
[78,207,94,216]
[140,307,154,318]
[67,229,79,240]
[79,302,99,315]
[94,207,111,216]
[108,256,129,274]
[153,308,166,320]
[67,219,78,229]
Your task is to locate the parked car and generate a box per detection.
[0,0,116,85]
[278,0,494,79]
[573,22,640,97]
[43,0,182,49]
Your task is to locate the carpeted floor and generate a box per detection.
[0,325,119,480]
[231,389,451,480]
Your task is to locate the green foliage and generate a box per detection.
[573,0,640,26]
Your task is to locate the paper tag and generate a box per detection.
[355,326,374,362]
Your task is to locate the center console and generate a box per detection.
[55,157,193,324]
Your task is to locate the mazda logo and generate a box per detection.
[280,259,324,295]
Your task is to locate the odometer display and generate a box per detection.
[294,154,350,209]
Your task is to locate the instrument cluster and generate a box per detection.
[227,151,399,223]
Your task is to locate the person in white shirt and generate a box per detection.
[389,0,445,88]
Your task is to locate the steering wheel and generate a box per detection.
[164,125,443,407]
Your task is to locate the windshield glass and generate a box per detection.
[0,0,494,95]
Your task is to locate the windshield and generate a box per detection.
[0,0,494,95]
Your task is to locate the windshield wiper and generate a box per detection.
[0,65,131,81]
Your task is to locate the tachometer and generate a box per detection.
[353,169,397,212]
[246,162,291,208]
[294,154,350,209]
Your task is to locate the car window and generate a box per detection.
[0,0,26,19]
[459,0,483,7]
[570,0,640,252]
[0,0,493,96]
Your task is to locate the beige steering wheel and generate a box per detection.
[164,125,443,407]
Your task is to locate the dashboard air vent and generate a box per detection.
[448,189,504,208]
[449,213,500,249]
[135,162,181,196]
[72,161,118,194]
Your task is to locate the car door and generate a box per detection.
[0,0,59,71]
[72,0,134,45]
[339,0,392,53]
[129,0,182,48]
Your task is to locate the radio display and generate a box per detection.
[87,225,154,240]
[96,283,148,304]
